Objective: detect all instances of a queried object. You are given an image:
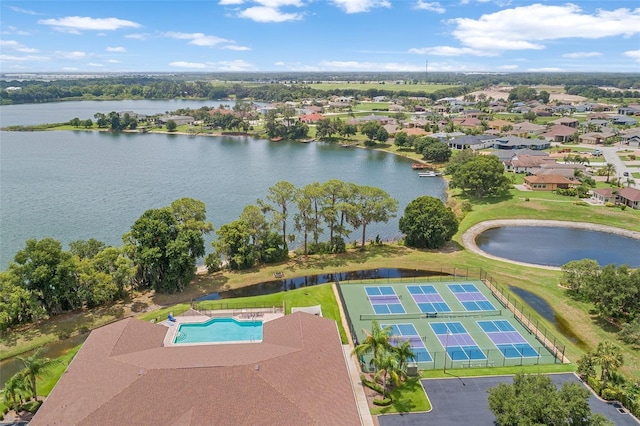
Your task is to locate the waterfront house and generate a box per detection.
[524,174,575,191]
[618,187,640,210]
[490,136,550,150]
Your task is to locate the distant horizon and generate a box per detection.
[1,1,639,74]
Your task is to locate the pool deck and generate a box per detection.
[161,310,284,347]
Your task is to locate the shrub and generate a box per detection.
[373,397,393,406]
[573,200,588,206]
[605,202,616,207]
[621,205,627,211]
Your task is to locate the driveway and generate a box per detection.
[598,145,637,189]
[378,373,639,426]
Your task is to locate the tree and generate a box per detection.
[394,131,409,147]
[10,238,79,315]
[17,348,57,401]
[124,198,211,293]
[560,259,600,295]
[422,141,451,163]
[69,238,107,259]
[259,181,297,248]
[450,154,512,198]
[539,90,551,104]
[361,120,382,142]
[166,119,177,132]
[602,163,616,183]
[3,373,28,412]
[352,320,393,370]
[347,185,398,248]
[594,341,624,390]
[0,271,42,331]
[399,196,458,249]
[488,373,612,426]
[212,220,255,270]
[375,126,389,143]
[321,179,352,244]
[373,351,402,397]
[392,339,416,373]
[239,204,269,247]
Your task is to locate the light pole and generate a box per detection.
[443,331,451,374]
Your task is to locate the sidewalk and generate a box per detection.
[342,345,376,426]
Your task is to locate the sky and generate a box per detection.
[1,0,639,74]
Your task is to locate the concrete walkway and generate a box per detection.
[342,345,376,426]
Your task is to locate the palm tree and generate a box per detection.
[392,339,416,373]
[593,341,624,391]
[352,320,392,371]
[603,163,616,183]
[373,352,402,399]
[3,373,28,412]
[16,348,57,401]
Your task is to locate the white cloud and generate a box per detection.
[497,64,518,70]
[125,33,149,40]
[562,51,602,58]
[0,54,49,62]
[414,1,445,14]
[106,46,127,53]
[274,61,286,66]
[0,40,38,53]
[105,59,120,63]
[238,6,303,22]
[219,0,244,4]
[207,60,256,71]
[256,0,304,6]
[164,32,231,47]
[1,26,31,36]
[8,6,41,15]
[624,50,640,61]
[56,51,87,59]
[331,0,391,14]
[87,63,104,67]
[38,16,141,33]
[528,67,563,72]
[409,46,498,57]
[223,45,251,51]
[62,67,80,71]
[449,4,640,53]
[169,61,207,69]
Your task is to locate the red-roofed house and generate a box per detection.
[299,113,325,123]
[618,187,640,209]
[31,313,362,426]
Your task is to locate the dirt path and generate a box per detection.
[461,219,640,271]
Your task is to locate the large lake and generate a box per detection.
[0,100,446,268]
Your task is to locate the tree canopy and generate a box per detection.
[399,196,458,249]
[488,373,613,426]
[449,154,512,198]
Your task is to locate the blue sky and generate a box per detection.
[1,0,639,73]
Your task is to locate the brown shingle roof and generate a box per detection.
[619,187,640,202]
[31,313,360,426]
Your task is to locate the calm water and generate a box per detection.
[476,226,640,267]
[175,318,263,344]
[0,99,246,127]
[0,101,446,268]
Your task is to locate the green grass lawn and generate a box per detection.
[353,102,391,111]
[371,377,431,415]
[307,83,458,93]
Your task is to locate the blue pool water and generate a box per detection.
[173,317,263,344]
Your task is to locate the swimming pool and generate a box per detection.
[173,317,263,344]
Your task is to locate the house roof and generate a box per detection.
[550,117,579,125]
[31,313,360,426]
[509,155,556,168]
[542,125,577,137]
[525,174,575,184]
[618,187,640,202]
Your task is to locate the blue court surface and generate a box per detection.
[448,283,496,311]
[407,285,451,313]
[478,320,539,358]
[365,286,406,315]
[430,321,486,361]
[384,323,432,362]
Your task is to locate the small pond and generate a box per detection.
[476,226,640,268]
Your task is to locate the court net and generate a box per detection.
[359,309,502,321]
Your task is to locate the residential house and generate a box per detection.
[454,117,482,130]
[488,119,512,132]
[155,115,195,126]
[505,154,555,173]
[447,135,495,150]
[509,121,546,138]
[618,187,640,209]
[578,131,617,145]
[490,136,550,150]
[298,113,325,124]
[550,117,579,128]
[618,106,640,116]
[611,115,638,126]
[541,124,577,143]
[591,188,617,204]
[30,313,361,426]
[619,128,640,147]
[524,175,575,191]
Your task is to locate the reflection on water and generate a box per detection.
[509,286,588,351]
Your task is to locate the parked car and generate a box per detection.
[623,172,629,177]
